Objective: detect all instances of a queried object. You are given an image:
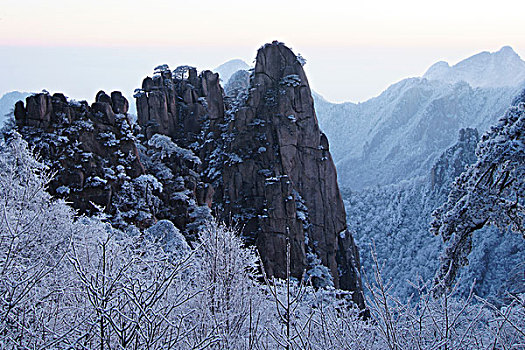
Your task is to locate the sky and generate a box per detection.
[1,0,524,103]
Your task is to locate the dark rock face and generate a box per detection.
[133,66,224,237]
[13,91,210,233]
[220,42,364,305]
[135,41,365,307]
[135,66,224,143]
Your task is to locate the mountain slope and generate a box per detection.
[315,47,525,190]
[213,59,250,84]
[0,91,31,126]
[345,128,525,302]
[423,46,525,88]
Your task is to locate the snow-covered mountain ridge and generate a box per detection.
[213,59,250,84]
[314,46,525,190]
[423,46,525,88]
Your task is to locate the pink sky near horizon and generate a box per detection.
[1,0,524,102]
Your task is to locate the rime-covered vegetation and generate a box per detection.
[345,126,525,303]
[1,135,524,349]
[431,101,525,294]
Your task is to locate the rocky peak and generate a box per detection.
[12,89,212,235]
[13,91,147,225]
[135,65,224,143]
[214,41,365,306]
[133,42,365,306]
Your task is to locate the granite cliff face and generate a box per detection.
[11,42,365,307]
[219,43,363,298]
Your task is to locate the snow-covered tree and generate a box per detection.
[67,218,199,349]
[1,131,524,349]
[0,133,79,348]
[173,65,195,80]
[186,221,268,349]
[431,100,525,293]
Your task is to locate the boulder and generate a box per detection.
[111,91,129,114]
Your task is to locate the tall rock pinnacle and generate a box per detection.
[220,41,365,306]
[133,41,365,307]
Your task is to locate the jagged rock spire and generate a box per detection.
[219,41,365,306]
[133,41,365,307]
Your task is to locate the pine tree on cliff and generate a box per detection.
[431,96,525,294]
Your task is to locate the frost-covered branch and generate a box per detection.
[431,101,525,293]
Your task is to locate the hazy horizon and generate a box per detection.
[2,43,524,105]
[2,0,524,103]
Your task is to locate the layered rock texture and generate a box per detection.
[11,42,365,307]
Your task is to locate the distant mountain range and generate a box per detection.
[311,47,525,302]
[313,46,525,190]
[213,59,251,84]
[423,46,525,88]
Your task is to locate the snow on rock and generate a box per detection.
[148,133,201,165]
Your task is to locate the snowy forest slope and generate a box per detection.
[345,128,525,302]
[315,47,525,190]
